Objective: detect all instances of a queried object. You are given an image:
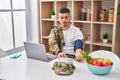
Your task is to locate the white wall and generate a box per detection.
[29,0,39,43]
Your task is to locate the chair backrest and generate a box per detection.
[0,48,8,58]
[89,50,120,70]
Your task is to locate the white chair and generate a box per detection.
[0,48,8,58]
[89,50,120,70]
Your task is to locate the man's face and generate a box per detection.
[58,13,71,28]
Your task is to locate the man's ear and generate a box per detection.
[70,15,72,20]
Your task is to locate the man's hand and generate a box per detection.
[57,52,68,58]
[75,49,83,62]
[75,53,83,62]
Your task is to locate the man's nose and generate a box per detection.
[62,18,66,22]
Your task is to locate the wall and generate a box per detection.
[29,0,39,43]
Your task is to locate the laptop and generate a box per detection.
[24,42,57,62]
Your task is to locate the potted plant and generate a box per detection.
[117,4,120,26]
[102,33,109,43]
[51,10,55,19]
[117,4,120,15]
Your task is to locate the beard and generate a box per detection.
[62,22,69,27]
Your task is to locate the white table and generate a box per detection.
[0,51,120,80]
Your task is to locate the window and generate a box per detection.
[0,0,29,51]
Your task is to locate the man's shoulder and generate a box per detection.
[70,25,80,30]
[50,25,63,35]
[52,25,62,30]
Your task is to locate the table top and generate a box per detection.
[0,50,120,80]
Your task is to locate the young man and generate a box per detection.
[49,7,84,61]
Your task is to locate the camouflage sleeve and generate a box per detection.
[48,28,61,55]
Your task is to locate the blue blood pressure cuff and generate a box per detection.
[74,39,83,51]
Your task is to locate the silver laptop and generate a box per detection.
[24,42,57,62]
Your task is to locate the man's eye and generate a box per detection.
[60,17,63,19]
[65,17,68,19]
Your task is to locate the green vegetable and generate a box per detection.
[82,50,89,59]
[82,50,91,62]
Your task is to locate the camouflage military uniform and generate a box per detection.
[48,25,64,55]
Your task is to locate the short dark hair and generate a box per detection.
[59,7,70,13]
